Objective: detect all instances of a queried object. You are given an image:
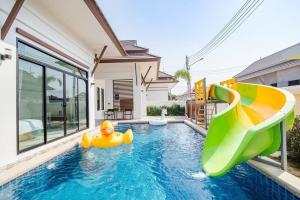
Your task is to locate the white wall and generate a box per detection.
[0,41,17,167]
[94,62,148,119]
[132,64,143,119]
[147,89,169,102]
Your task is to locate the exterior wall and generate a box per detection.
[0,1,96,167]
[0,41,17,167]
[237,66,300,115]
[147,89,169,102]
[238,66,300,87]
[94,62,147,119]
[277,66,300,87]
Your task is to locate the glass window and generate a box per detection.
[101,88,104,110]
[66,75,78,134]
[17,41,88,152]
[18,41,88,78]
[46,68,65,141]
[288,80,300,86]
[18,60,44,151]
[78,79,87,130]
[97,87,100,111]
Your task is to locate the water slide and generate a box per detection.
[201,81,295,177]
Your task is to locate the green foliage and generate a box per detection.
[174,69,191,82]
[287,116,300,161]
[168,92,177,100]
[147,104,185,116]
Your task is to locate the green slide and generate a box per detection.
[201,82,295,177]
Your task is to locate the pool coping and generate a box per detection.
[183,119,300,198]
[0,128,98,186]
[1,118,300,198]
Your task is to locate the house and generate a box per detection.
[0,0,176,167]
[235,43,300,114]
[176,89,195,100]
[119,40,178,103]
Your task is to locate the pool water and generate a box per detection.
[0,123,298,200]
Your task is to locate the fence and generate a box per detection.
[186,100,228,129]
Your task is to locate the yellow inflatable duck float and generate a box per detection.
[81,120,133,148]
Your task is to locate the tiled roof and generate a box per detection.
[120,40,148,52]
[158,71,173,79]
[236,43,300,78]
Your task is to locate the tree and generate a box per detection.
[174,69,191,99]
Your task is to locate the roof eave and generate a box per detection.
[84,0,127,56]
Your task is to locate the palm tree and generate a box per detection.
[174,69,191,99]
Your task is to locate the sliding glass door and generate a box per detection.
[66,74,78,134]
[17,40,88,153]
[46,68,65,141]
[78,79,87,130]
[18,60,44,151]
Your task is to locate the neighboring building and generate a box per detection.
[120,40,178,103]
[176,89,195,100]
[235,43,300,114]
[0,0,177,167]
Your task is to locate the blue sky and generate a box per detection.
[98,0,300,94]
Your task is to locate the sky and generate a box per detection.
[98,0,300,95]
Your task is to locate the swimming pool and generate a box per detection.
[0,123,298,199]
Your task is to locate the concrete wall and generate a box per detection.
[0,41,17,167]
[94,62,147,119]
[146,89,169,102]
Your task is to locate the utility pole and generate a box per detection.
[185,56,204,99]
[185,56,191,99]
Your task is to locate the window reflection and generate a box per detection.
[78,79,87,130]
[18,60,44,151]
[66,75,79,134]
[46,68,64,141]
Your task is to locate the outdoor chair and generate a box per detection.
[104,109,115,120]
[123,109,133,120]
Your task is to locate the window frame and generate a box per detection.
[288,79,300,86]
[97,87,100,111]
[16,39,89,154]
[101,88,105,111]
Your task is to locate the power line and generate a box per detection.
[189,0,262,62]
[188,0,264,66]
[189,0,253,61]
[190,65,245,73]
[190,0,261,63]
[193,0,264,61]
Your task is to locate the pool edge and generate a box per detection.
[0,129,90,186]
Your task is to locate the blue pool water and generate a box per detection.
[0,123,299,200]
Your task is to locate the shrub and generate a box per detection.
[287,116,300,161]
[147,104,185,116]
